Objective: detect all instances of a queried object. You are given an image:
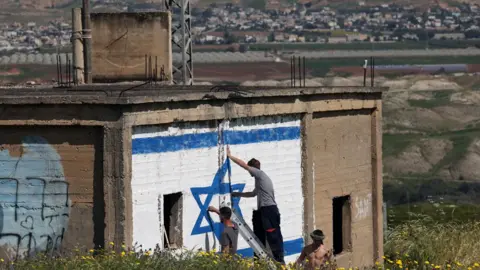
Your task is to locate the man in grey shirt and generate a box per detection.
[208,205,238,255]
[227,146,285,264]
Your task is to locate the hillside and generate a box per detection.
[381,75,480,181]
[234,74,480,184]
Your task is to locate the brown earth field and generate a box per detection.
[4,62,480,85]
[0,64,58,85]
[0,62,297,85]
[193,62,297,82]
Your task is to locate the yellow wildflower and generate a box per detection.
[109,242,114,246]
[397,260,403,265]
[457,262,463,267]
[475,263,480,268]
[0,259,3,262]
[376,262,380,266]
[447,264,451,268]
[89,249,94,253]
[435,266,441,269]
[145,250,151,256]
[121,251,126,257]
[426,261,430,265]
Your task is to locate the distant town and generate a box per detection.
[2,1,480,53]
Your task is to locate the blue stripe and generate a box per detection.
[132,132,218,154]
[132,126,300,155]
[236,237,304,258]
[224,127,300,145]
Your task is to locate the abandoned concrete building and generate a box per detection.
[0,9,386,268]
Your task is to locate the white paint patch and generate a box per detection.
[131,115,304,262]
[354,193,372,221]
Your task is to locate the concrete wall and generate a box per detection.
[131,115,304,262]
[0,126,103,259]
[312,111,374,266]
[91,12,172,82]
[0,85,384,267]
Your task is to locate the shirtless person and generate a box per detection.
[295,229,330,269]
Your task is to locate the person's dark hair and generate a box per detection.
[247,158,261,169]
[310,229,325,244]
[219,207,232,219]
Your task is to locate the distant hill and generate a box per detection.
[1,0,480,24]
[2,0,480,10]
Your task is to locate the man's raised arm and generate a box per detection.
[226,146,252,172]
[232,189,257,198]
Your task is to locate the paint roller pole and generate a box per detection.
[227,158,233,209]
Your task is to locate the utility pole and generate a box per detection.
[82,0,92,84]
[165,0,193,85]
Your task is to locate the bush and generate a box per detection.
[3,220,480,270]
[385,218,480,266]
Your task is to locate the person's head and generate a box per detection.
[247,158,261,176]
[219,206,232,223]
[310,229,325,245]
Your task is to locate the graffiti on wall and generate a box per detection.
[354,193,372,221]
[0,136,70,259]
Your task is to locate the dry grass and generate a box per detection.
[385,218,480,266]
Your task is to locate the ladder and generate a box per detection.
[221,200,277,270]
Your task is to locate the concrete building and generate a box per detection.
[0,84,385,267]
[90,12,172,83]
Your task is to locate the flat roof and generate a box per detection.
[0,83,387,105]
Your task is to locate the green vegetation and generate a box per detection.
[387,201,480,227]
[385,219,480,265]
[247,40,480,51]
[4,219,480,269]
[307,56,480,77]
[407,90,455,108]
[383,133,420,157]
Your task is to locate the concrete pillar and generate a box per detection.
[301,113,315,244]
[72,8,84,84]
[103,123,132,250]
[371,101,384,262]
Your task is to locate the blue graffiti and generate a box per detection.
[190,159,245,240]
[0,136,70,259]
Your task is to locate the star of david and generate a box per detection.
[190,158,246,240]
